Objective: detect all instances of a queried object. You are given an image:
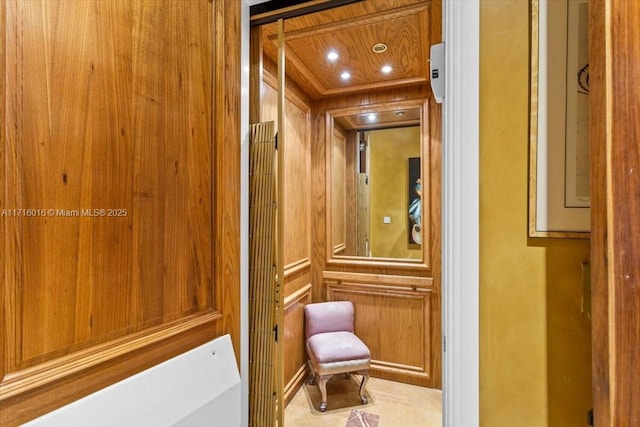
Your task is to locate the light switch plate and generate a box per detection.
[383,216,391,224]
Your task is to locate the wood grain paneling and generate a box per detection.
[310,85,432,293]
[323,97,431,268]
[309,84,441,389]
[283,97,310,268]
[261,71,311,269]
[332,128,347,255]
[257,0,442,399]
[283,259,312,298]
[261,1,431,98]
[324,271,433,386]
[427,0,442,390]
[0,0,6,389]
[335,107,421,130]
[1,0,241,424]
[250,26,263,124]
[261,0,428,32]
[5,0,211,369]
[283,284,312,404]
[589,0,609,424]
[345,128,358,256]
[214,0,242,365]
[591,0,640,425]
[260,60,314,402]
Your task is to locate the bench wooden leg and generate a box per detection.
[359,372,369,404]
[307,361,316,385]
[317,375,331,412]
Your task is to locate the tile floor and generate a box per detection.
[284,375,442,427]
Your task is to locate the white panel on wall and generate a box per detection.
[25,335,241,427]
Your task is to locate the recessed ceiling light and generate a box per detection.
[396,111,405,116]
[340,71,351,80]
[367,113,377,122]
[372,42,387,53]
[327,51,339,61]
[381,65,393,74]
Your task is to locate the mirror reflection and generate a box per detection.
[331,107,423,260]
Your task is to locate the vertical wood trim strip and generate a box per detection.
[0,0,6,383]
[429,0,443,391]
[249,26,263,124]
[608,0,640,424]
[528,0,540,237]
[603,1,615,420]
[275,17,286,427]
[213,0,242,358]
[589,0,610,424]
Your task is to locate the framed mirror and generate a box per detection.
[326,99,430,266]
[528,0,590,238]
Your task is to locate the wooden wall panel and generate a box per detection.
[427,0,442,391]
[310,83,442,388]
[0,0,5,399]
[591,0,640,425]
[261,62,314,398]
[283,284,312,404]
[259,0,442,400]
[325,271,432,385]
[1,1,241,424]
[5,0,211,365]
[261,70,311,271]
[331,128,347,255]
[310,85,431,285]
[283,96,310,267]
[344,129,358,256]
[589,1,609,423]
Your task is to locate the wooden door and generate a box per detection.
[590,0,640,425]
[0,1,241,424]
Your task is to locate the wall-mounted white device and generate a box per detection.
[430,42,445,104]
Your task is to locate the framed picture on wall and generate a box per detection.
[529,0,590,238]
[408,157,421,246]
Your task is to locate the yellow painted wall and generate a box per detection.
[369,126,421,259]
[480,1,591,426]
[545,240,591,427]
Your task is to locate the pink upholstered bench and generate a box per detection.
[304,301,370,412]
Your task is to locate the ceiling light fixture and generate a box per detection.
[381,65,393,74]
[340,71,351,80]
[372,42,387,53]
[367,113,377,122]
[327,51,339,61]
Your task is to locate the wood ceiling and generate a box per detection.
[334,106,422,130]
[259,0,432,101]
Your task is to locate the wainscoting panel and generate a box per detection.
[324,271,433,386]
[283,284,312,404]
